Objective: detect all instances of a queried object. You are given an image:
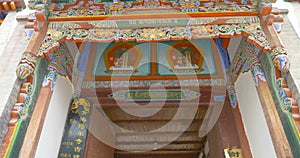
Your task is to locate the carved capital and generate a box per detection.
[270,47,290,73]
[16,53,38,80]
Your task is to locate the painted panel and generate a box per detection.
[157,39,217,75]
[108,89,201,102]
[91,39,217,77]
[92,42,151,76]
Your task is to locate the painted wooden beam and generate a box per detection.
[256,80,293,158]
[260,15,283,48]
[16,22,49,80]
[24,21,49,55]
[19,85,53,158]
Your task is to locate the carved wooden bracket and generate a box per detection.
[270,47,290,73]
[16,53,38,80]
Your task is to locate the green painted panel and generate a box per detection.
[109,89,200,102]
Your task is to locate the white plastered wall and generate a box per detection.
[235,72,277,158]
[35,76,73,158]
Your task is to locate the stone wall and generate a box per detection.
[0,12,29,144]
[277,9,300,106]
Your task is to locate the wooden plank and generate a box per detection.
[19,85,53,158]
[256,80,293,158]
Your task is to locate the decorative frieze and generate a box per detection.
[37,18,270,57]
[26,0,262,18]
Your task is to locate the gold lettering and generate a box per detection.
[73,146,82,153]
[60,153,68,158]
[80,110,88,116]
[72,109,78,114]
[77,131,85,137]
[75,139,83,145]
[69,119,77,124]
[78,124,85,129]
[80,117,87,123]
[68,130,73,136]
[73,155,80,158]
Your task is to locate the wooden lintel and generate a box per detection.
[48,12,259,22]
[256,80,292,158]
[19,85,53,158]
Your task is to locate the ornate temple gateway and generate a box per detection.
[0,0,300,158]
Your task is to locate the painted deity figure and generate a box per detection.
[108,52,135,74]
[171,51,203,73]
[112,52,130,69]
[174,51,199,68]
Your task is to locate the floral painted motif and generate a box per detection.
[42,43,74,91]
[227,37,266,107]
[47,43,74,77]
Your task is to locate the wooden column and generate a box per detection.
[256,80,292,158]
[231,105,252,158]
[19,85,53,158]
[208,102,252,158]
